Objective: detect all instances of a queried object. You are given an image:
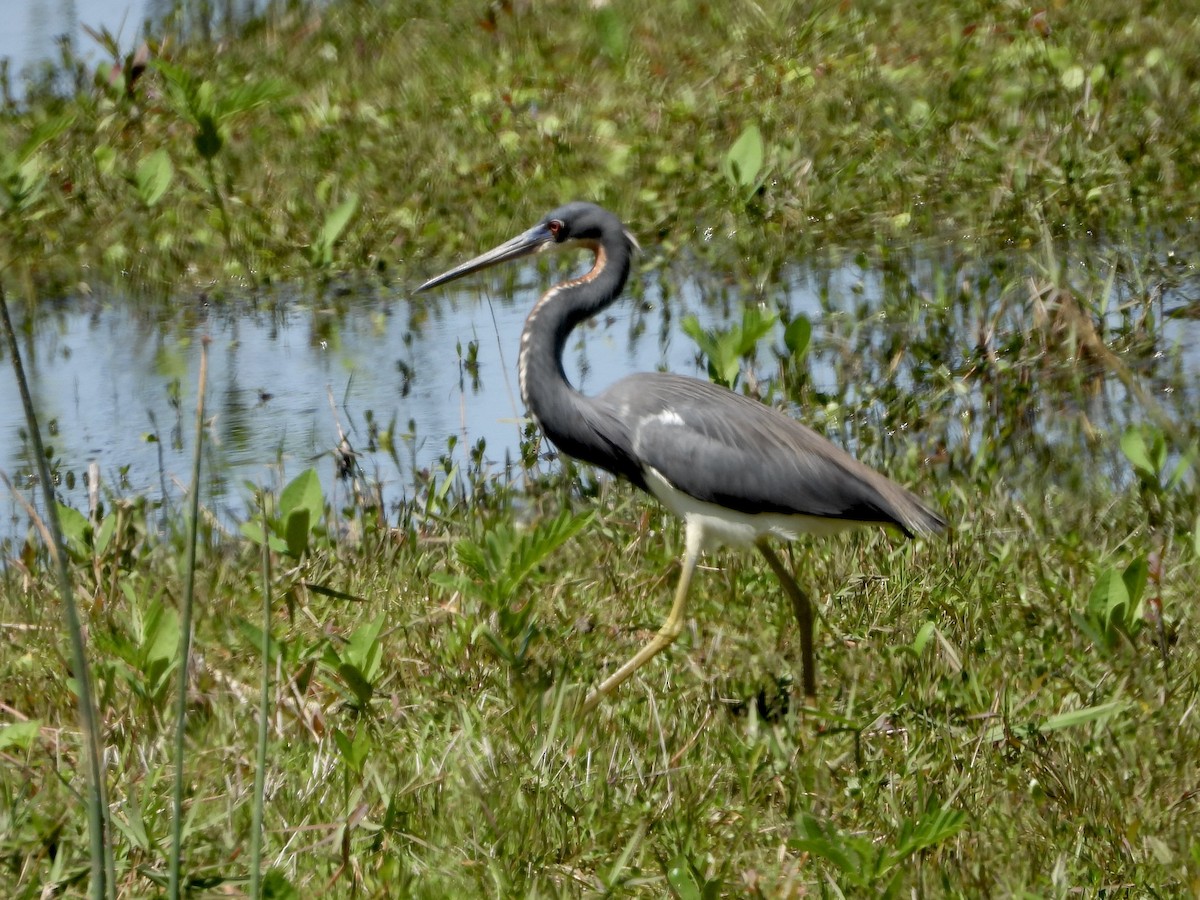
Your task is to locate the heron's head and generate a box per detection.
[416,202,638,293]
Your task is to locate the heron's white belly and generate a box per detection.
[642,466,858,551]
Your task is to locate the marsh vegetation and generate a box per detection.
[2,0,1199,896]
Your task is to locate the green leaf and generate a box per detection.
[784,314,812,358]
[19,112,75,161]
[56,503,91,557]
[1060,65,1085,91]
[142,601,181,668]
[911,621,936,655]
[1039,700,1127,732]
[194,113,223,160]
[0,720,41,751]
[218,77,291,120]
[338,662,375,706]
[311,193,359,266]
[1120,426,1157,481]
[279,468,324,523]
[344,615,386,682]
[1122,557,1149,613]
[1166,445,1196,491]
[723,124,764,190]
[284,508,310,558]
[94,513,117,556]
[736,306,777,353]
[240,519,289,553]
[680,316,718,360]
[135,149,173,207]
[790,813,872,883]
[666,855,701,900]
[236,619,281,661]
[332,727,371,773]
[261,870,300,900]
[893,806,966,859]
[1070,610,1110,652]
[140,600,181,696]
[1194,511,1200,559]
[1087,567,1128,624]
[595,6,629,61]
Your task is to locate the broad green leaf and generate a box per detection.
[1060,65,1085,91]
[737,306,777,352]
[665,856,701,900]
[344,615,386,682]
[681,316,719,361]
[284,508,310,558]
[93,143,117,175]
[135,149,173,207]
[1120,426,1156,481]
[1194,511,1199,559]
[332,727,371,772]
[724,124,764,190]
[790,813,872,883]
[236,619,281,661]
[56,503,91,557]
[338,663,375,706]
[240,520,288,554]
[1087,566,1128,623]
[219,77,291,119]
[194,113,222,159]
[595,6,629,61]
[1122,557,1149,613]
[142,600,181,670]
[784,314,812,358]
[1070,610,1109,652]
[280,468,324,522]
[0,720,41,751]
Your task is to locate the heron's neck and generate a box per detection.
[518,244,629,417]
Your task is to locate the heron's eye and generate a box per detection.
[547,219,564,240]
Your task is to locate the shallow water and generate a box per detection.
[2,252,1197,542]
[0,264,832,537]
[2,0,270,92]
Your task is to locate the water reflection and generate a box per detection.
[1,254,1197,541]
[0,269,791,535]
[3,0,274,90]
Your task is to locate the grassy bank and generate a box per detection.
[2,0,1199,897]
[3,0,1200,291]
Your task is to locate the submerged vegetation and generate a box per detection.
[1,0,1199,897]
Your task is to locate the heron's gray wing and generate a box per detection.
[596,373,944,537]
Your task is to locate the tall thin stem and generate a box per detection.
[168,337,209,899]
[0,284,113,899]
[249,493,272,898]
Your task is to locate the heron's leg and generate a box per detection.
[582,519,704,713]
[756,541,817,699]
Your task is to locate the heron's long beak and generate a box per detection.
[416,222,556,293]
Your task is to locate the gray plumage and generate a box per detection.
[417,201,945,708]
[592,373,945,538]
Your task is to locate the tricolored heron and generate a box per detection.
[417,202,945,712]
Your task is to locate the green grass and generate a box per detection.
[3,0,1200,290]
[2,0,1200,896]
[3,445,1197,895]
